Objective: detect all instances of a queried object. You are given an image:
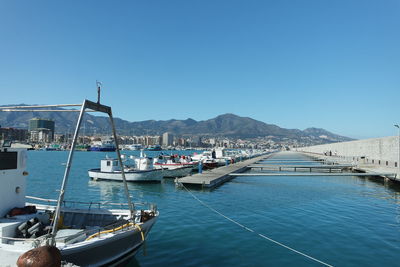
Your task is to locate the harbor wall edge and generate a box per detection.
[295,136,399,166]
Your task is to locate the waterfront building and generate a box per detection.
[162,132,174,146]
[0,127,28,142]
[190,136,203,147]
[29,118,55,142]
[177,137,186,147]
[30,130,53,143]
[145,135,160,146]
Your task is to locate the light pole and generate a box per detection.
[395,124,400,173]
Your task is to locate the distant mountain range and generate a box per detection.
[0,104,352,143]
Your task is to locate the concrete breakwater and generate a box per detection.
[296,136,400,178]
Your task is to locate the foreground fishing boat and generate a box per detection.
[0,99,158,266]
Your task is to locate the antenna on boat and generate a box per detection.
[96,81,102,104]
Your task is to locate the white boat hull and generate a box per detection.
[88,168,164,182]
[161,166,193,178]
[60,215,157,266]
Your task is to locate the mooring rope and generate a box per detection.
[179,183,333,267]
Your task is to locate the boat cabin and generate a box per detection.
[100,159,121,172]
[215,148,226,158]
[0,146,26,218]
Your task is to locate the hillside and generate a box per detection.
[0,105,352,142]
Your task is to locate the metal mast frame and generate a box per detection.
[0,100,135,238]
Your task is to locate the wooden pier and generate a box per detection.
[176,154,269,188]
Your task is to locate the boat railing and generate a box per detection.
[26,195,152,210]
[0,218,141,247]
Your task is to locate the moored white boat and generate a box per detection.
[88,138,116,152]
[154,164,193,178]
[88,157,164,182]
[125,144,143,150]
[153,154,197,177]
[191,151,218,169]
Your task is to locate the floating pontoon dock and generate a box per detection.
[229,172,397,177]
[176,154,270,188]
[256,159,325,163]
[253,160,325,164]
[176,151,399,188]
[248,164,355,172]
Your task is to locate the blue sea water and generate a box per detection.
[26,151,400,266]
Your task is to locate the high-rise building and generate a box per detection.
[29,118,55,142]
[162,132,174,146]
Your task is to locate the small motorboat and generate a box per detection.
[191,151,218,169]
[89,151,164,182]
[145,145,162,151]
[88,138,116,152]
[153,154,197,177]
[202,158,218,169]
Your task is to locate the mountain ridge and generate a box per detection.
[0,105,352,142]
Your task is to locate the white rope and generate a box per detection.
[180,183,333,267]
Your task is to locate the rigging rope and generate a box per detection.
[179,183,333,267]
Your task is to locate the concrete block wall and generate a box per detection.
[296,136,400,168]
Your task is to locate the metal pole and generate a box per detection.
[0,109,93,112]
[109,110,135,219]
[0,104,82,109]
[51,101,86,237]
[395,125,400,173]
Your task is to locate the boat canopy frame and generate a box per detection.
[0,99,134,241]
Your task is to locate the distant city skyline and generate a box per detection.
[1,0,399,139]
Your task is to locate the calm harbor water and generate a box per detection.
[27,151,400,266]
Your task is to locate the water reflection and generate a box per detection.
[258,152,400,205]
[88,179,166,204]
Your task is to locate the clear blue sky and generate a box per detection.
[1,0,399,139]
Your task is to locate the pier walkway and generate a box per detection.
[177,151,399,189]
[229,172,396,177]
[176,154,269,188]
[249,164,355,172]
[301,152,399,181]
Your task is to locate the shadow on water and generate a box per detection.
[174,182,217,192]
[123,256,141,267]
[365,176,400,190]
